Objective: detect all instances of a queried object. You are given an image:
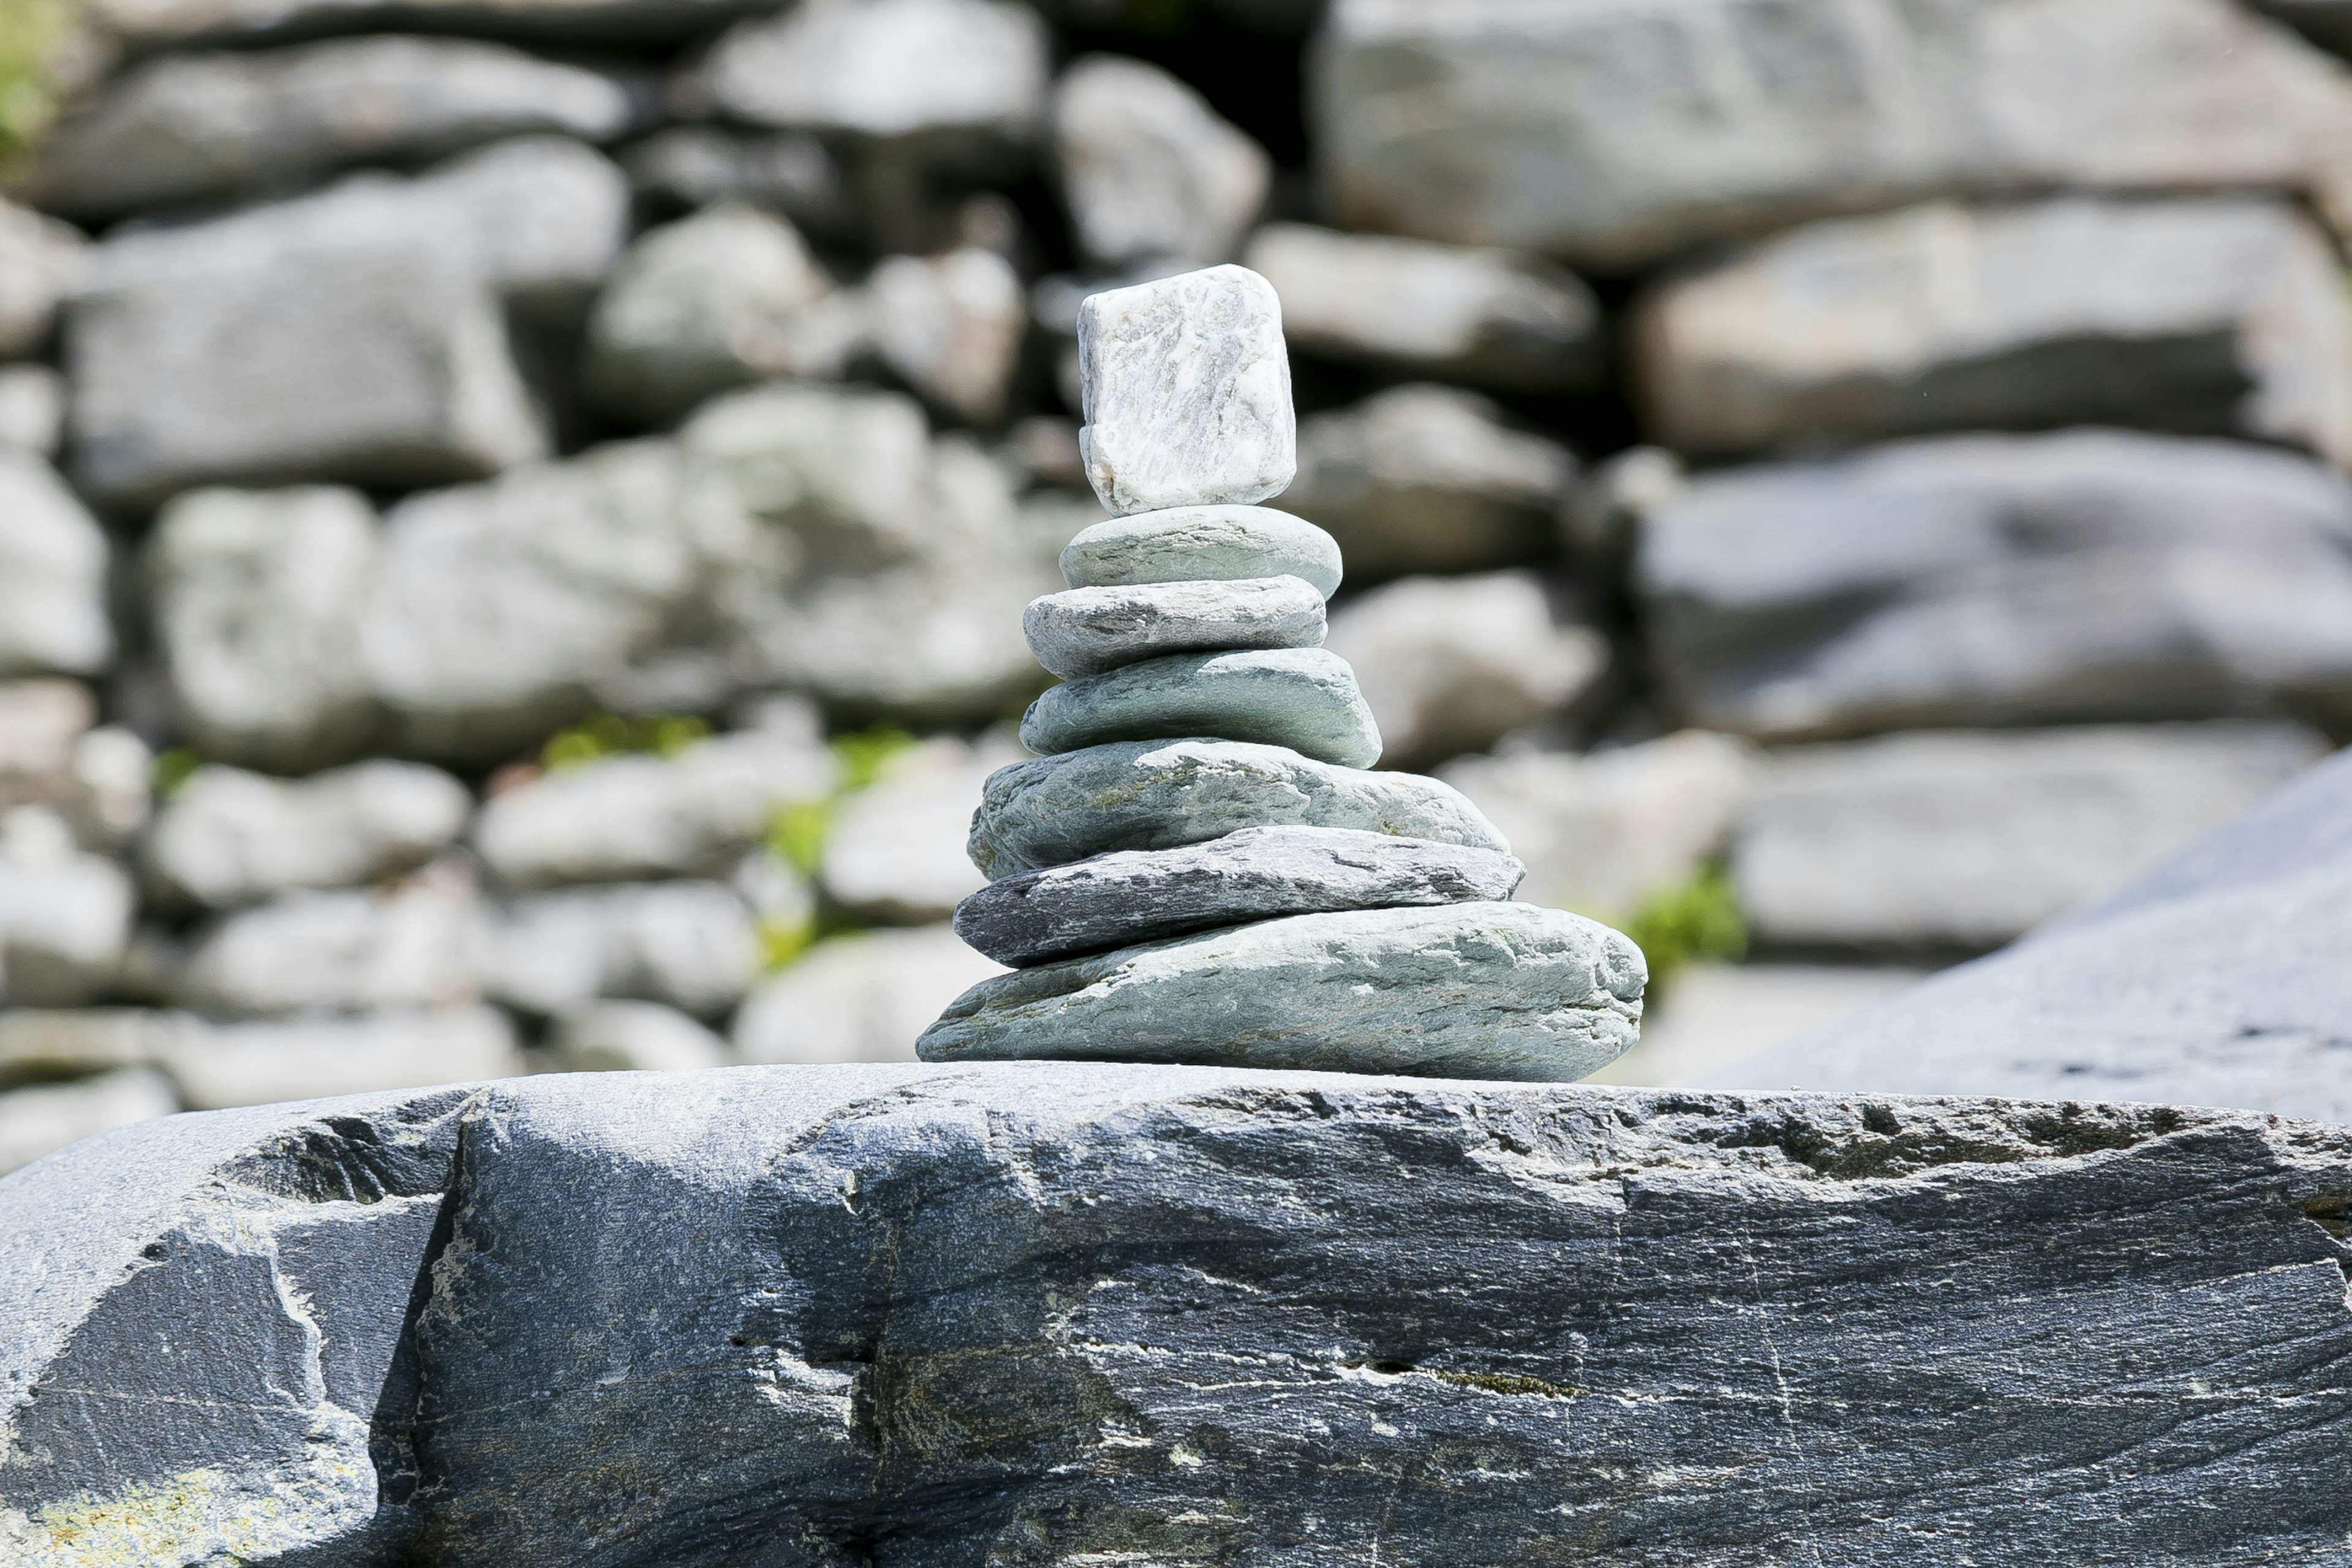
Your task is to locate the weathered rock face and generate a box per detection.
[1316,0,2352,269]
[6,1065,2350,1566]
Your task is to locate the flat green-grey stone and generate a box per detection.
[1060,505,1344,600]
[918,901,1645,1080]
[968,737,1509,880]
[1020,647,1382,767]
[1023,575,1327,679]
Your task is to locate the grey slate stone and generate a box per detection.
[28,37,643,224]
[6,1066,2351,1564]
[1023,575,1327,679]
[1058,503,1342,598]
[969,736,1509,879]
[1019,646,1382,769]
[922,903,1643,1079]
[952,823,1525,966]
[1722,741,2352,1120]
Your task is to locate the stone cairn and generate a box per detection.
[918,265,1646,1080]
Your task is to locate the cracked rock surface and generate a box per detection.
[4,1065,2350,1566]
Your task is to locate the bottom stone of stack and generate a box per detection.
[918,900,1645,1080]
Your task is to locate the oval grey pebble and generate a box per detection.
[953,824,1526,966]
[1060,505,1343,600]
[919,902,1646,1082]
[965,737,1509,881]
[1023,575,1328,680]
[1020,646,1382,768]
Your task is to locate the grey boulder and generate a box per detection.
[0,454,112,680]
[970,736,1509,878]
[1051,53,1270,269]
[1059,503,1341,598]
[1020,646,1382,769]
[921,902,1643,1080]
[954,823,1525,966]
[1023,575,1326,679]
[1634,195,2352,464]
[143,760,472,913]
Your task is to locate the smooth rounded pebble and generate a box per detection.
[1023,575,1327,679]
[1020,647,1382,768]
[1060,505,1343,599]
[966,737,1510,880]
[954,824,1526,966]
[919,902,1645,1081]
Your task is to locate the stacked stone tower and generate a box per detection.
[920,266,1646,1080]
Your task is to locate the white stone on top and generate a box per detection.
[1076,264,1295,516]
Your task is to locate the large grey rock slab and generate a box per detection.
[146,485,379,773]
[581,205,858,424]
[1059,503,1341,598]
[1735,722,2330,953]
[816,734,1020,925]
[0,454,111,681]
[1635,195,2352,464]
[28,37,641,224]
[167,870,486,1017]
[1634,431,2352,740]
[0,1068,179,1178]
[144,761,471,913]
[1725,742,2352,1119]
[732,924,1004,1064]
[480,881,761,1020]
[83,0,769,45]
[1316,0,2352,269]
[865,245,1026,425]
[0,201,80,360]
[1244,222,1602,393]
[0,846,132,1006]
[954,823,1525,966]
[1324,570,1606,769]
[1052,53,1270,269]
[8,1066,2352,1564]
[1024,575,1325,679]
[922,902,1642,1078]
[1441,730,1757,927]
[1284,384,1575,579]
[1021,646,1382,768]
[970,736,1508,878]
[1077,265,1295,515]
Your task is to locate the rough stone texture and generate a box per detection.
[0,367,64,457]
[954,824,1526,966]
[0,201,80,361]
[1635,195,2352,464]
[620,127,855,239]
[1316,0,2352,269]
[1324,570,1607,769]
[1059,504,1341,598]
[83,0,772,45]
[733,924,1003,1063]
[0,1068,178,1178]
[1023,575,1326,679]
[1727,742,2352,1119]
[1441,731,1757,926]
[480,881,761,1020]
[143,761,472,913]
[145,485,379,774]
[0,454,112,681]
[1020,647,1382,769]
[472,729,837,889]
[8,1067,2352,1563]
[543,999,729,1073]
[1077,265,1296,515]
[1633,431,2352,740]
[970,736,1509,878]
[581,205,856,423]
[1284,385,1576,579]
[1244,222,1602,392]
[28,37,642,224]
[0,846,134,1006]
[923,902,1643,1079]
[1735,722,2329,954]
[866,246,1027,424]
[167,870,485,1017]
[1052,53,1270,269]
[818,734,1021,925]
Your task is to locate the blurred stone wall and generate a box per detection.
[2,0,2350,1169]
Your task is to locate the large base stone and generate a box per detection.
[3,1066,2348,1566]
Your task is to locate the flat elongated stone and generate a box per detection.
[920,902,1643,1078]
[969,737,1507,879]
[1020,646,1382,767]
[1060,503,1341,597]
[1023,575,1325,679]
[1077,265,1295,514]
[954,823,1525,965]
